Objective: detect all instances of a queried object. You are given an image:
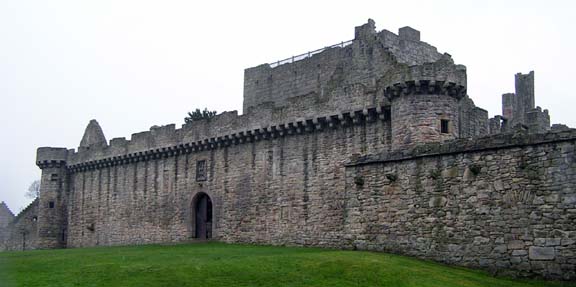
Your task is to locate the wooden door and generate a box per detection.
[195,194,212,239]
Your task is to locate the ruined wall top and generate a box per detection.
[496,71,550,134]
[243,19,457,113]
[35,20,470,168]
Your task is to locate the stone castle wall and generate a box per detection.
[65,126,576,280]
[2,19,568,280]
[65,115,391,247]
[345,130,576,280]
[1,199,39,251]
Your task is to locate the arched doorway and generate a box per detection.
[193,193,212,239]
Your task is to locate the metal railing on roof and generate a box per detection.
[268,39,353,68]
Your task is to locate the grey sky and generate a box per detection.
[1,0,575,212]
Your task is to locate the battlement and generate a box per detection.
[65,105,390,171]
[9,20,575,279]
[243,19,445,113]
[398,26,420,42]
[38,20,474,169]
[380,54,467,94]
[384,80,466,101]
[36,147,68,168]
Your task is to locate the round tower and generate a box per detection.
[385,80,466,148]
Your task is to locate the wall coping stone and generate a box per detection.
[347,129,576,167]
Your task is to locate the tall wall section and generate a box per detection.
[62,112,392,247]
[459,97,489,138]
[345,130,576,280]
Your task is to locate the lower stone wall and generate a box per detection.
[344,131,576,280]
[1,199,39,251]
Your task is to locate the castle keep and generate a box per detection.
[1,20,574,280]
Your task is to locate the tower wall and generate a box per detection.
[458,97,489,138]
[36,148,69,249]
[243,21,442,112]
[515,71,535,124]
[499,71,538,130]
[390,90,461,147]
[502,93,516,121]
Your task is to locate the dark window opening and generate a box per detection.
[32,216,37,222]
[50,174,59,181]
[441,119,450,134]
[383,106,392,121]
[196,160,207,182]
[48,201,55,208]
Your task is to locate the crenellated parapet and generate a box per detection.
[378,52,467,89]
[22,20,575,279]
[36,147,68,169]
[383,80,466,100]
[66,106,390,172]
[381,56,468,148]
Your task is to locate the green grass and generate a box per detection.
[0,242,573,287]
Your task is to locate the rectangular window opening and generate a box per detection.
[50,174,59,181]
[196,160,207,182]
[281,206,289,220]
[48,201,55,208]
[441,119,450,134]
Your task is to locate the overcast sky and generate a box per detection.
[1,0,575,213]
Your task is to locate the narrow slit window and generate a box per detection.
[441,119,450,134]
[196,160,207,182]
[48,201,55,208]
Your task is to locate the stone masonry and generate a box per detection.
[1,199,38,251]
[1,20,573,280]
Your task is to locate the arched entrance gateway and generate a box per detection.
[192,192,212,239]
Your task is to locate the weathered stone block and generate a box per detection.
[428,196,447,208]
[508,240,525,250]
[512,250,527,256]
[529,247,555,260]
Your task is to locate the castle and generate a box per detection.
[1,20,575,280]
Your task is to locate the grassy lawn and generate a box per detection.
[0,242,574,287]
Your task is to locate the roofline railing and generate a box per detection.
[269,39,353,68]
